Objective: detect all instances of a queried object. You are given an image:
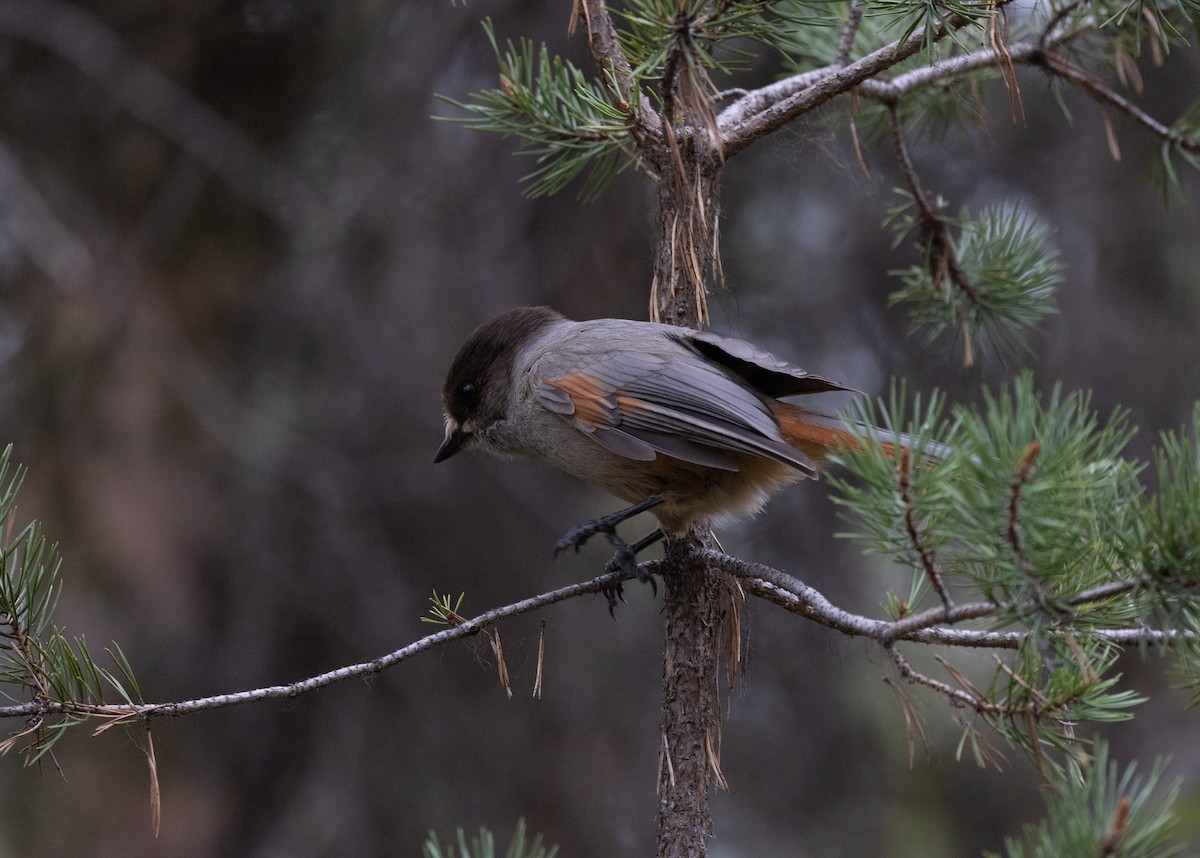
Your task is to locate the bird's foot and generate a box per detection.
[554,516,624,558]
[555,517,666,617]
[556,522,638,616]
[553,496,663,558]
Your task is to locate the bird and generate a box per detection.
[434,306,920,596]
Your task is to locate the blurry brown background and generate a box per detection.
[0,1,1198,855]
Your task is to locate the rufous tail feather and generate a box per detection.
[772,402,952,461]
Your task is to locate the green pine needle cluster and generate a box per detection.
[1096,0,1200,57]
[989,741,1183,858]
[1151,101,1200,203]
[0,445,142,762]
[1128,403,1200,590]
[946,380,1137,614]
[834,378,1138,617]
[770,0,888,69]
[982,634,1146,762]
[422,590,467,625]
[616,0,777,80]
[888,202,1062,363]
[437,20,637,200]
[423,818,558,858]
[864,0,998,52]
[1125,404,1200,700]
[827,382,956,572]
[830,379,1200,759]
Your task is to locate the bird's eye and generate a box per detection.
[458,382,477,402]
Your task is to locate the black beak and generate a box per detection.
[434,426,467,463]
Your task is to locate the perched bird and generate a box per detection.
[435,306,909,581]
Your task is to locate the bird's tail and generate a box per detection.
[772,402,953,462]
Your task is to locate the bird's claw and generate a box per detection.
[601,581,625,618]
[555,520,659,617]
[603,542,638,576]
[554,520,608,557]
[553,496,663,559]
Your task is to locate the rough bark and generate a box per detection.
[577,2,732,852]
[648,134,721,327]
[656,530,730,858]
[652,123,729,857]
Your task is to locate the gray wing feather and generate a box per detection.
[682,330,859,397]
[614,398,815,471]
[625,429,742,470]
[590,427,659,461]
[539,385,575,415]
[532,322,841,474]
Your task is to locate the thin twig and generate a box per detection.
[851,17,1199,160]
[1034,51,1200,154]
[897,447,954,612]
[720,9,973,156]
[885,644,1003,713]
[1004,441,1041,574]
[889,105,938,224]
[857,15,1084,104]
[578,0,663,148]
[0,568,637,721]
[1039,0,1084,45]
[888,103,980,365]
[702,549,1189,649]
[835,0,864,68]
[715,87,749,101]
[0,548,1181,726]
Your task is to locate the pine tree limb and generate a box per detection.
[719,2,1023,157]
[1032,50,1200,155]
[577,0,663,149]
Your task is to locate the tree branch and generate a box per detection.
[885,643,1006,713]
[720,33,932,157]
[859,35,1043,104]
[740,573,1024,648]
[718,6,1017,158]
[850,15,1200,160]
[577,0,663,148]
[697,549,1190,650]
[835,0,865,69]
[0,533,1186,785]
[855,7,1085,103]
[716,68,830,135]
[887,101,980,364]
[0,568,636,721]
[1032,51,1200,154]
[898,448,954,611]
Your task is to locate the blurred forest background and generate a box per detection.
[0,0,1198,855]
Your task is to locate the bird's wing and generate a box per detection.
[680,330,860,398]
[536,338,831,474]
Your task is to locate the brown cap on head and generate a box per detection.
[435,306,564,462]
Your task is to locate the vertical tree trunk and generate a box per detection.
[578,2,732,848]
[656,530,730,858]
[651,133,731,858]
[649,138,721,328]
